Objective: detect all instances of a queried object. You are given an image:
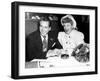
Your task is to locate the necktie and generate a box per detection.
[42,36,48,52]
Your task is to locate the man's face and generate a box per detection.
[63,23,73,34]
[39,21,51,36]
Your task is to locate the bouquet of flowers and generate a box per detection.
[72,43,89,63]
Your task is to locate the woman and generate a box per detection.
[58,15,85,56]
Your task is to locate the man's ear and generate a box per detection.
[49,27,51,31]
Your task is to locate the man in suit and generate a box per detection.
[26,17,62,62]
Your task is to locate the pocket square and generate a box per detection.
[52,42,56,47]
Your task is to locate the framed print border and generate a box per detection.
[11,1,98,79]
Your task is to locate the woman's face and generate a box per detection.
[63,23,73,34]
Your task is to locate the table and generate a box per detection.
[25,56,90,68]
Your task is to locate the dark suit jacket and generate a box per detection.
[26,31,62,62]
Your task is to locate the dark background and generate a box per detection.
[25,12,89,43]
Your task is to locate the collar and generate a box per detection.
[41,34,48,41]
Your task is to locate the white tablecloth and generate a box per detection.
[31,56,90,68]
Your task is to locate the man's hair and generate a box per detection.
[38,16,51,27]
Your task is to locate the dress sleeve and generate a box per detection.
[75,32,84,46]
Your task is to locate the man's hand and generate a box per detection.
[46,49,61,57]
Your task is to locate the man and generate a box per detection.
[26,17,62,62]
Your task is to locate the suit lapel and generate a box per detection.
[36,32,42,50]
[48,33,54,49]
[36,32,55,51]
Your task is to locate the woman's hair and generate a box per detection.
[61,15,77,29]
[61,17,73,26]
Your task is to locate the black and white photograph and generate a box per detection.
[11,1,97,79]
[25,12,90,68]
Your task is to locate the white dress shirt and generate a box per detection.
[41,34,48,43]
